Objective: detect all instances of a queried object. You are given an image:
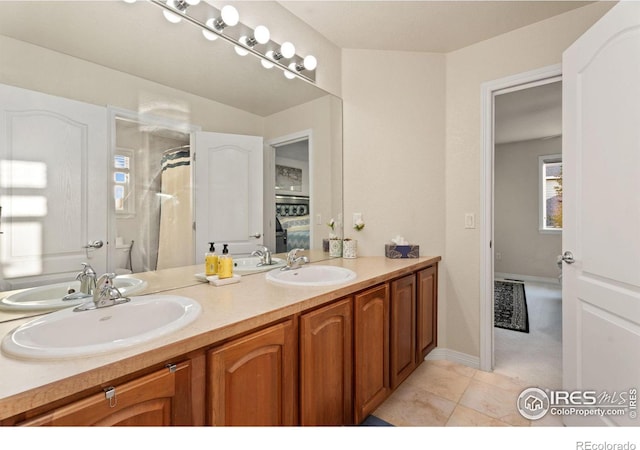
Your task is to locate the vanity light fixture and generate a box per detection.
[162,0,200,24]
[236,25,270,56]
[147,0,317,82]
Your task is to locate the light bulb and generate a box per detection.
[235,37,249,56]
[221,5,239,27]
[123,0,137,3]
[285,62,297,79]
[261,54,274,69]
[203,19,219,40]
[163,9,182,23]
[254,25,270,44]
[280,41,296,59]
[185,0,200,4]
[303,55,317,71]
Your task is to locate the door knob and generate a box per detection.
[249,233,261,239]
[561,251,575,264]
[84,240,104,249]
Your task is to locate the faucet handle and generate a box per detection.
[80,262,96,275]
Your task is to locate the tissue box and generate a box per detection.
[385,244,420,259]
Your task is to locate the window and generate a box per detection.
[114,149,135,216]
[539,154,562,231]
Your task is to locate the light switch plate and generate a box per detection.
[465,213,475,229]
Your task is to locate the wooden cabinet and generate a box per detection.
[417,265,438,360]
[16,361,195,426]
[390,274,417,389]
[354,283,390,424]
[207,319,297,426]
[300,297,353,426]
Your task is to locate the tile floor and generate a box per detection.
[372,359,564,427]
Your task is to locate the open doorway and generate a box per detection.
[480,65,563,391]
[492,81,563,389]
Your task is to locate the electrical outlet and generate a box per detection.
[496,252,502,260]
[353,212,362,228]
[464,213,476,229]
[316,214,322,225]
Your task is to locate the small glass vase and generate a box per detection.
[342,239,357,259]
[329,239,343,257]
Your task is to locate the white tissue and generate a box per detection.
[391,235,408,245]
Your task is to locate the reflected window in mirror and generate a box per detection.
[114,149,135,217]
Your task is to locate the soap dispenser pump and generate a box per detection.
[205,242,218,276]
[218,244,233,279]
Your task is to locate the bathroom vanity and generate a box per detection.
[0,255,439,426]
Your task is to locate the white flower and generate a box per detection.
[327,218,335,231]
[354,218,365,231]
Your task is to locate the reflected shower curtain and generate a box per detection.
[156,146,193,270]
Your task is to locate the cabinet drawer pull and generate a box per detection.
[104,386,117,408]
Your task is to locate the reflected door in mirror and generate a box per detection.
[0,83,107,290]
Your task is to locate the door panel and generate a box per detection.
[0,83,107,289]
[563,1,640,426]
[194,131,263,258]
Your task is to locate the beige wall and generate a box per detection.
[341,49,447,342]
[494,137,563,280]
[444,2,613,357]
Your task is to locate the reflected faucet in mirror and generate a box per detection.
[62,263,96,302]
[251,245,274,266]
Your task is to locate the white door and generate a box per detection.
[563,1,640,426]
[0,83,108,290]
[194,131,263,260]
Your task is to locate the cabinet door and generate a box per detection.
[18,362,191,426]
[417,265,438,361]
[207,320,297,426]
[354,284,390,424]
[300,297,353,426]
[390,274,417,389]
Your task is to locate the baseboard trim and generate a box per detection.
[495,272,560,285]
[425,347,480,370]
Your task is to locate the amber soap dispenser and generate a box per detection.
[205,242,218,276]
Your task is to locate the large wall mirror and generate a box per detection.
[0,1,343,322]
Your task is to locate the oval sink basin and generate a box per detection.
[1,295,201,360]
[265,265,356,287]
[0,277,148,312]
[233,257,285,274]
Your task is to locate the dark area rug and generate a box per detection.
[494,280,530,333]
[360,415,394,426]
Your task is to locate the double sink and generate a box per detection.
[1,262,356,360]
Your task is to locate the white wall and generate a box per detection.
[494,137,563,280]
[444,2,613,357]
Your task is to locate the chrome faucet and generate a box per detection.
[73,273,130,312]
[251,245,273,266]
[77,262,97,294]
[62,262,96,302]
[282,248,308,271]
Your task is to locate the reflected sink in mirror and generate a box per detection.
[234,257,286,274]
[0,277,148,312]
[265,265,356,287]
[1,294,201,360]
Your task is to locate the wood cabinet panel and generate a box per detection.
[18,362,191,426]
[207,320,297,426]
[417,265,438,360]
[300,297,353,426]
[354,284,390,424]
[390,274,417,389]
